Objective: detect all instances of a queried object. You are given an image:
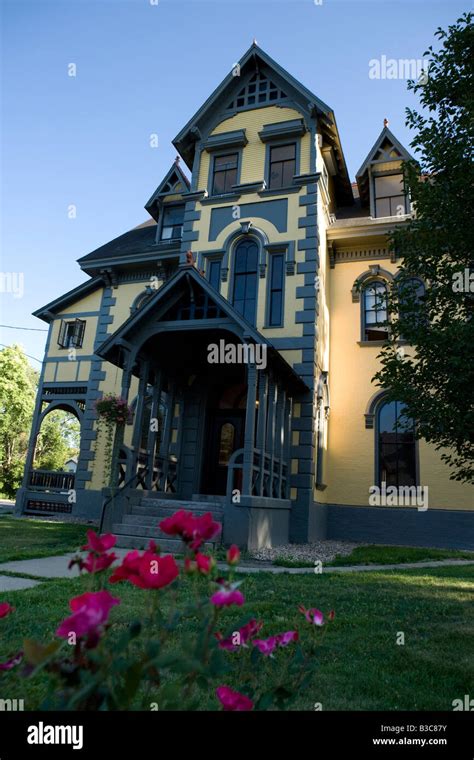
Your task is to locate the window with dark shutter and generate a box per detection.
[58,319,86,348]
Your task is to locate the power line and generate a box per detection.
[0,344,42,364]
[0,324,48,332]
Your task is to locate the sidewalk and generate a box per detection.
[0,552,473,591]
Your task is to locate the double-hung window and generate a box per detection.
[212,153,238,195]
[269,144,296,189]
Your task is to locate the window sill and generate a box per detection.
[200,193,241,205]
[357,340,389,347]
[258,186,301,197]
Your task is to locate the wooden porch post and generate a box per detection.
[283,396,293,498]
[242,360,257,495]
[275,384,286,498]
[145,368,162,490]
[266,374,276,497]
[159,381,175,491]
[131,360,149,480]
[255,370,268,495]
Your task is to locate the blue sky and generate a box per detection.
[0,0,466,365]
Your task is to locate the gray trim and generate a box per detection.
[326,504,474,551]
[201,129,248,152]
[258,119,306,143]
[209,198,288,241]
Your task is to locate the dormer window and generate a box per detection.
[374,173,407,217]
[160,205,184,240]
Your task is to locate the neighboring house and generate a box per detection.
[64,458,78,473]
[16,44,473,549]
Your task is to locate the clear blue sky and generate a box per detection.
[0,0,466,365]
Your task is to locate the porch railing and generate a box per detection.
[118,447,178,494]
[28,470,75,491]
[226,448,289,500]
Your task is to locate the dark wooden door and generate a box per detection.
[202,410,245,495]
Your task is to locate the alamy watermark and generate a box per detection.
[369,56,429,83]
[207,340,267,370]
[369,482,428,511]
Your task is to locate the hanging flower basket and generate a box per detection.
[94,395,132,426]
[94,395,133,489]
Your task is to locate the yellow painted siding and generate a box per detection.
[325,259,473,510]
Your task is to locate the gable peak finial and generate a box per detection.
[253,37,258,45]
[383,118,389,128]
[174,155,180,164]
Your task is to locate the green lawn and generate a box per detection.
[274,544,474,568]
[1,564,473,710]
[0,516,93,563]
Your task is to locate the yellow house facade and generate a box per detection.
[17,44,473,550]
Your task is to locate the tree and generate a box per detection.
[0,345,81,497]
[374,13,474,483]
[0,345,37,496]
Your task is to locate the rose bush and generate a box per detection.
[2,509,334,710]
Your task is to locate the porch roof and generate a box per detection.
[96,264,309,394]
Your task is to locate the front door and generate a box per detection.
[202,410,245,495]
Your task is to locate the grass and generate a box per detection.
[1,564,473,710]
[273,544,474,568]
[0,516,93,564]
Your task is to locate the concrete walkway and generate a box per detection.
[0,552,473,591]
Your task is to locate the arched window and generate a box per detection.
[377,399,416,487]
[362,280,388,341]
[232,238,258,324]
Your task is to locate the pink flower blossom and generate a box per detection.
[109,550,178,590]
[159,509,221,551]
[275,630,299,647]
[210,588,245,608]
[185,552,215,575]
[216,686,254,711]
[226,545,241,566]
[253,630,298,656]
[0,651,23,671]
[253,636,278,656]
[80,551,117,574]
[0,602,14,619]
[82,530,116,554]
[216,618,263,651]
[299,605,324,626]
[56,590,120,644]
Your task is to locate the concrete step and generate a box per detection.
[133,502,223,519]
[113,534,187,552]
[192,494,226,505]
[112,522,219,545]
[121,514,221,529]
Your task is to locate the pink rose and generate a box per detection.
[226,545,241,566]
[56,590,120,644]
[0,651,23,671]
[0,602,14,619]
[82,530,116,554]
[210,588,245,608]
[216,686,254,711]
[299,605,324,626]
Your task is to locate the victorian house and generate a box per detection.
[17,44,473,550]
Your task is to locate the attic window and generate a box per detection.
[227,73,287,110]
[58,319,86,349]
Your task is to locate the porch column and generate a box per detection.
[275,384,286,498]
[255,371,268,496]
[159,381,175,491]
[283,396,292,498]
[266,375,276,497]
[110,349,134,488]
[145,368,162,490]
[131,359,149,479]
[242,360,257,495]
